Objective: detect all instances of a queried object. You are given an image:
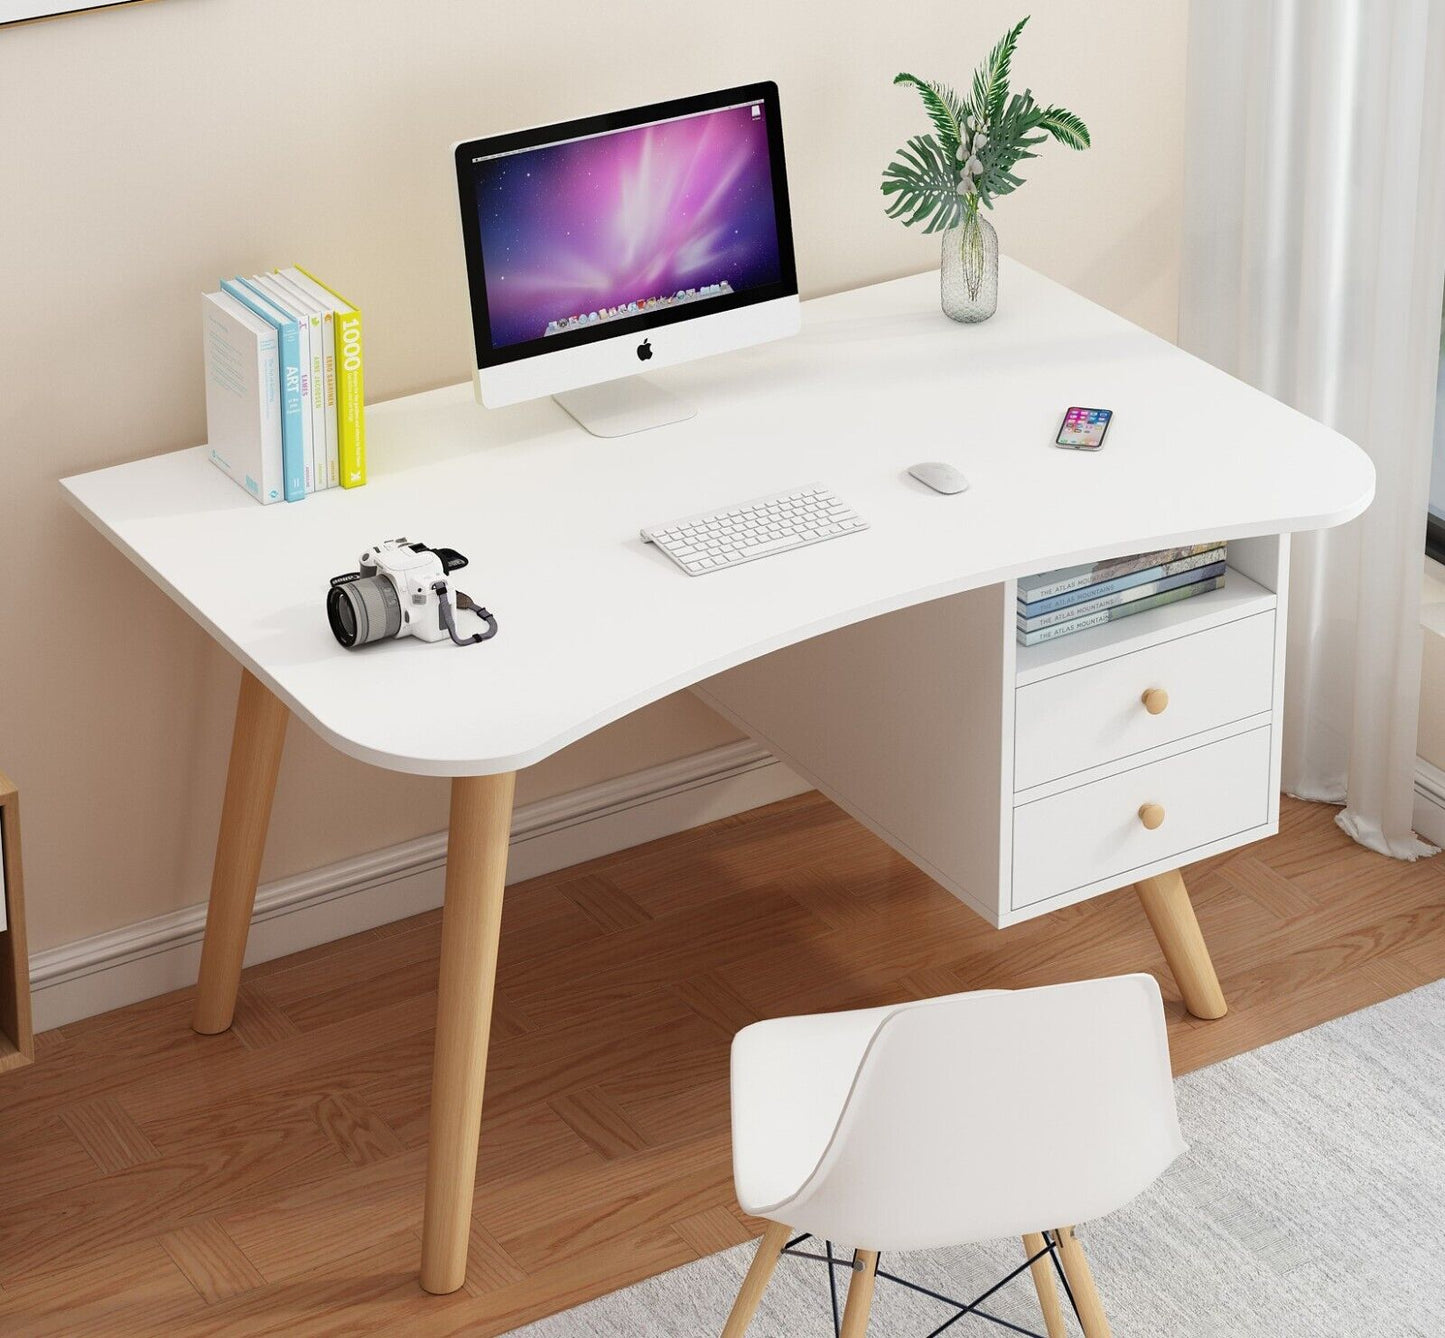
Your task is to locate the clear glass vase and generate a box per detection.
[941,213,998,323]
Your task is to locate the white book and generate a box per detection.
[279,266,363,488]
[249,274,318,493]
[269,271,339,488]
[202,291,284,504]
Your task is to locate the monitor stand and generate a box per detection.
[552,376,697,439]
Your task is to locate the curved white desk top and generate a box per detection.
[62,263,1374,776]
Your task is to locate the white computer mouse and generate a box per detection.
[908,461,970,495]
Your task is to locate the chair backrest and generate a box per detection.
[773,974,1186,1252]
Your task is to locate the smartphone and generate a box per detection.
[1056,406,1113,450]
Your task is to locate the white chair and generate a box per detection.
[721,974,1186,1337]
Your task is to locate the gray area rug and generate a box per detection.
[510,981,1445,1336]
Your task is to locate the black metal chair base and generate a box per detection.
[779,1231,1084,1338]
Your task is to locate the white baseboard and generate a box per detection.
[1413,756,1445,848]
[31,741,807,1031]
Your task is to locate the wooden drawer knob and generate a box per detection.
[1141,687,1170,715]
[1138,803,1166,830]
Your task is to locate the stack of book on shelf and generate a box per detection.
[1017,542,1228,646]
[201,268,366,504]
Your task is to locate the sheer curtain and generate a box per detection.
[1179,0,1445,858]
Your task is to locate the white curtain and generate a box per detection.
[1180,0,1445,858]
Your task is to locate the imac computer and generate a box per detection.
[454,82,800,437]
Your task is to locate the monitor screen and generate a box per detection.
[456,84,797,369]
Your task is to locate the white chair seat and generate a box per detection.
[723,975,1187,1338]
[731,1004,895,1215]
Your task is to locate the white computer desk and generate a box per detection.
[62,261,1373,1294]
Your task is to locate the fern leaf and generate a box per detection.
[1037,105,1090,149]
[892,73,966,158]
[972,16,1030,126]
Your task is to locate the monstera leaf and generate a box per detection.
[881,133,968,234]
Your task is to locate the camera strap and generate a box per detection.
[433,581,499,646]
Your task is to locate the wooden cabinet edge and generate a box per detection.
[0,772,35,1073]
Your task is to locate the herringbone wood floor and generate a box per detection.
[0,791,1440,1336]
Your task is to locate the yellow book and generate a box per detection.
[282,267,366,488]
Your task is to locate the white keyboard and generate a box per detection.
[641,484,869,576]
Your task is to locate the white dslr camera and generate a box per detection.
[326,538,497,649]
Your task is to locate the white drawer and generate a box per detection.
[1011,724,1272,910]
[1013,610,1275,791]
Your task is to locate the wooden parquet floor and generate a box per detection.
[0,791,1441,1335]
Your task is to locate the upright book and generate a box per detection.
[247,273,322,492]
[269,271,340,488]
[220,278,307,501]
[201,291,285,504]
[280,267,366,488]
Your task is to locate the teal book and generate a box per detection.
[1019,547,1226,617]
[1016,574,1224,646]
[222,278,306,502]
[1018,561,1227,632]
[1018,542,1223,604]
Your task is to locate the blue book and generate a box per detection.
[221,277,306,502]
[1020,546,1226,617]
[1018,562,1228,632]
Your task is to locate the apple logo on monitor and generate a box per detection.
[636,339,653,362]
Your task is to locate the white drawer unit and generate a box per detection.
[1013,610,1277,791]
[698,535,1289,933]
[1011,724,1274,911]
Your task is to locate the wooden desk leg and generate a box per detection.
[420,771,516,1295]
[192,670,289,1035]
[1134,868,1227,1020]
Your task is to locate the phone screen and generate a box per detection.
[1057,407,1112,449]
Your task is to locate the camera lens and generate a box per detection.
[327,576,402,648]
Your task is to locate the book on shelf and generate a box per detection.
[220,278,307,501]
[1017,542,1222,604]
[1018,559,1227,631]
[281,267,366,488]
[1017,573,1225,646]
[201,291,285,504]
[1019,546,1226,617]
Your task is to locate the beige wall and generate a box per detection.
[0,0,1188,952]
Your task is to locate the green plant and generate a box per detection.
[882,16,1090,242]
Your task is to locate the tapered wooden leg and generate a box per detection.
[721,1221,792,1337]
[839,1249,878,1338]
[1134,867,1228,1020]
[1022,1232,1067,1338]
[419,771,516,1295]
[192,670,289,1035]
[1053,1227,1111,1338]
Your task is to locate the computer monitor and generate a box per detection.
[454,82,800,437]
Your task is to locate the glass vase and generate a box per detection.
[940,213,998,323]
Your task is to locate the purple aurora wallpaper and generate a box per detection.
[475,101,782,347]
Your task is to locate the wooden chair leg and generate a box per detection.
[1053,1226,1111,1338]
[721,1221,792,1337]
[1022,1232,1067,1338]
[1134,867,1228,1020]
[192,670,289,1035]
[839,1249,878,1338]
[419,771,517,1295]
